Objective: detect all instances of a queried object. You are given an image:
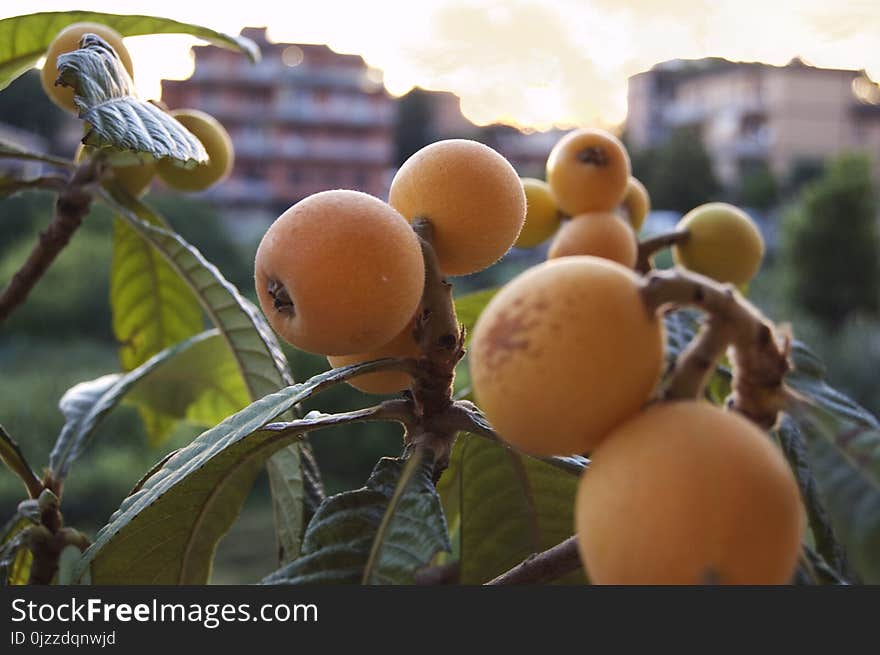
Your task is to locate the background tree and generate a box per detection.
[738,160,779,209]
[781,152,879,329]
[629,126,721,213]
[0,70,68,152]
[394,87,435,166]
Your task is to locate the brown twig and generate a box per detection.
[640,268,790,429]
[0,161,100,325]
[404,219,467,472]
[486,536,582,585]
[636,229,689,274]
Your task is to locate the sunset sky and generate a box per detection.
[4,0,879,130]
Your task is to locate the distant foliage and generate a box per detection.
[738,161,779,209]
[781,153,880,328]
[630,127,721,213]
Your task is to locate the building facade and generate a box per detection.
[627,58,880,186]
[161,28,395,232]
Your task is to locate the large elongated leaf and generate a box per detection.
[776,416,849,577]
[791,408,880,583]
[73,361,397,584]
[1,512,37,586]
[440,433,586,584]
[112,214,203,374]
[263,454,450,585]
[784,340,880,582]
[0,425,41,498]
[48,331,219,480]
[0,11,259,91]
[124,330,249,439]
[56,37,206,165]
[98,188,311,560]
[0,140,75,168]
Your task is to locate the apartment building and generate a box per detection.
[161,28,395,229]
[627,57,880,185]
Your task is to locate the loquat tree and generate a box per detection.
[0,10,878,590]
[781,153,880,329]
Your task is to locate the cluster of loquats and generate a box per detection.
[255,139,525,394]
[471,128,802,584]
[42,23,234,198]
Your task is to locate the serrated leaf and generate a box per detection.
[776,417,849,577]
[111,213,202,370]
[440,433,586,584]
[0,11,259,92]
[784,340,880,582]
[362,449,450,584]
[56,36,206,165]
[101,189,322,564]
[48,331,219,480]
[263,454,450,585]
[0,425,41,499]
[791,408,880,582]
[73,361,394,584]
[787,340,879,429]
[454,288,498,345]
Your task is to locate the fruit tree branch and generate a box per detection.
[0,161,100,325]
[635,229,689,274]
[640,268,790,429]
[486,536,583,585]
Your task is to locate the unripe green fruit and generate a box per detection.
[620,177,650,232]
[41,22,134,114]
[157,109,234,192]
[470,256,665,456]
[75,144,154,197]
[575,401,804,585]
[673,203,764,285]
[255,190,425,356]
[515,178,560,248]
[389,139,526,276]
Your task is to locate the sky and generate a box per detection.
[4,0,880,130]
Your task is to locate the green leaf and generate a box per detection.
[99,189,313,561]
[454,288,498,345]
[787,340,879,429]
[0,139,74,168]
[263,453,450,585]
[56,36,206,165]
[55,545,83,585]
[0,11,259,91]
[112,213,205,445]
[440,433,586,584]
[362,449,449,584]
[73,361,397,584]
[0,425,41,499]
[787,405,880,583]
[124,330,250,445]
[784,339,880,582]
[48,331,219,480]
[776,416,849,578]
[1,512,37,586]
